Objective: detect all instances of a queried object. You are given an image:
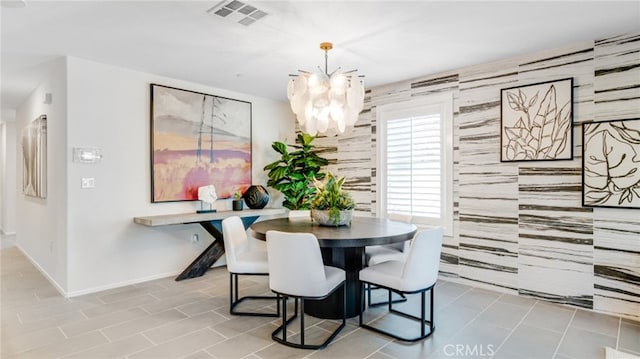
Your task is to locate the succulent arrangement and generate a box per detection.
[232,190,243,211]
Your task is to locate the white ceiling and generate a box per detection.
[2,1,639,111]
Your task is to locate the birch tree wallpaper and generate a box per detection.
[150,84,251,202]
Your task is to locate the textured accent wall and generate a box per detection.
[312,33,639,320]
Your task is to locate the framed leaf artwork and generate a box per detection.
[582,119,640,209]
[500,78,573,162]
[150,84,252,202]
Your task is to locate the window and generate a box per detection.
[377,94,453,236]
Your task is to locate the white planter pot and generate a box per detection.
[311,209,353,226]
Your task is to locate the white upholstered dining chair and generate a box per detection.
[266,230,346,350]
[222,216,279,317]
[365,212,411,264]
[364,212,412,306]
[359,227,443,342]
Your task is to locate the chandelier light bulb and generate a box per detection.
[307,72,323,88]
[330,72,347,90]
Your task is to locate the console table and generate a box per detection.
[133,209,284,281]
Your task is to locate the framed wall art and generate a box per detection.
[22,114,47,198]
[500,78,573,162]
[150,84,252,202]
[582,119,639,209]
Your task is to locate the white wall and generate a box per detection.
[13,56,293,296]
[15,57,69,291]
[1,118,17,234]
[62,57,292,295]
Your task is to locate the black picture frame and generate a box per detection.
[582,118,640,209]
[500,77,574,162]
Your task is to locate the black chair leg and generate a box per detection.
[359,282,365,326]
[271,284,346,350]
[282,296,287,342]
[430,288,434,333]
[277,296,299,344]
[359,282,436,342]
[300,299,305,346]
[367,283,407,307]
[421,291,425,338]
[229,273,279,317]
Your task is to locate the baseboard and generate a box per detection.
[436,274,640,323]
[437,274,518,295]
[16,245,67,297]
[605,347,640,359]
[15,245,184,298]
[65,270,182,298]
[0,229,16,235]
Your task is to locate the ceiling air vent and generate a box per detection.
[207,0,268,26]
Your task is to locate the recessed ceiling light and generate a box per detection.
[0,0,27,9]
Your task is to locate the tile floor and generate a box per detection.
[1,239,639,359]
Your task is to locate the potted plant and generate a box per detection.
[310,173,356,226]
[263,133,329,210]
[232,191,243,211]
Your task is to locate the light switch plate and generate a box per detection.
[81,177,95,189]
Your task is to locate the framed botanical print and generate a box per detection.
[501,78,573,162]
[582,119,640,209]
[150,84,252,202]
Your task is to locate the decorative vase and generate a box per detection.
[243,185,270,209]
[311,209,353,227]
[232,199,243,211]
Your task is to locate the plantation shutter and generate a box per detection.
[386,114,442,219]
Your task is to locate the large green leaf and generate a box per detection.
[269,166,288,182]
[271,141,288,155]
[263,161,282,171]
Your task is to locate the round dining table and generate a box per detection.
[250,216,417,319]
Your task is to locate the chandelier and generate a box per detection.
[287,42,365,136]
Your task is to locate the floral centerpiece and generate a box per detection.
[310,173,356,226]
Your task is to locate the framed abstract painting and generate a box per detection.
[150,84,252,202]
[22,114,47,198]
[500,78,573,162]
[582,119,640,209]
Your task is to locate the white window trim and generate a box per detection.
[376,93,454,237]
